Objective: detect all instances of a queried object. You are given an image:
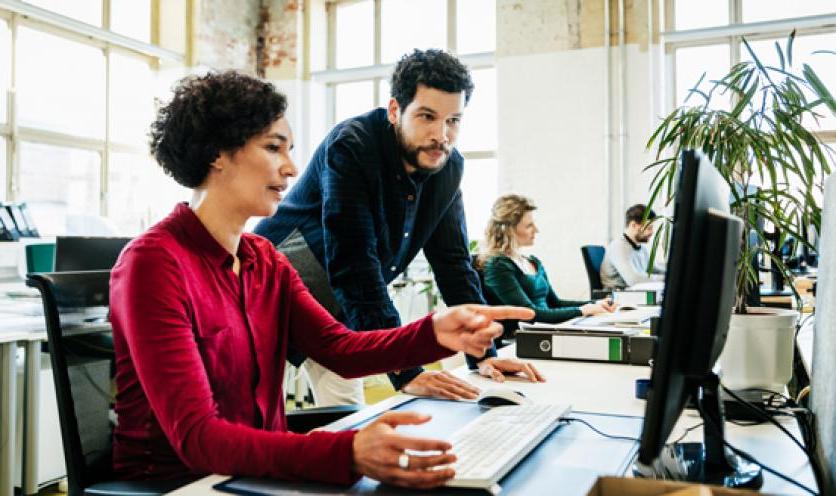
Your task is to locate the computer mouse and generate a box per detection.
[476,388,531,408]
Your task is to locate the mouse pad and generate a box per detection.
[214,399,641,495]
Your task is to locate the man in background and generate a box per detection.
[600,204,666,289]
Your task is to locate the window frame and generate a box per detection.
[663,0,836,143]
[0,0,184,227]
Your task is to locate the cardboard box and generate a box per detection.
[586,477,761,496]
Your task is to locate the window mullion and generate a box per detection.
[8,11,17,200]
[447,0,456,53]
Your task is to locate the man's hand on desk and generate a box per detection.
[353,411,455,489]
[402,370,480,400]
[431,304,535,357]
[477,357,545,383]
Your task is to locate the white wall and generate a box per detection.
[496,44,661,300]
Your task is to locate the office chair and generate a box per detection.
[27,271,358,495]
[580,245,610,300]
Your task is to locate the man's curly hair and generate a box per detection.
[149,71,288,188]
[390,49,474,111]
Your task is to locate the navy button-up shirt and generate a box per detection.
[254,108,494,388]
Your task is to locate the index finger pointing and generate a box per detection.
[471,305,535,321]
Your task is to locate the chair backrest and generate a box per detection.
[55,236,131,272]
[27,271,113,496]
[581,245,606,297]
[25,242,56,273]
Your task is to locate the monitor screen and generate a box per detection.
[18,202,39,236]
[55,236,132,272]
[7,203,30,234]
[635,151,757,487]
[0,207,18,237]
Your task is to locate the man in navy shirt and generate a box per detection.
[255,49,543,405]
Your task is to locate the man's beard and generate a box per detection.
[636,232,653,243]
[395,122,450,175]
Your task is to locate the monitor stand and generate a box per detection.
[633,373,763,488]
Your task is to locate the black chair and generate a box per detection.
[580,245,611,300]
[27,271,358,495]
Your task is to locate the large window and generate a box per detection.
[668,1,836,142]
[1,2,186,236]
[322,0,497,241]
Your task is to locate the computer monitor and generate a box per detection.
[54,236,132,272]
[634,150,760,487]
[5,202,36,237]
[18,202,40,238]
[810,174,835,494]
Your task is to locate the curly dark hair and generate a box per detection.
[149,71,288,188]
[390,49,474,110]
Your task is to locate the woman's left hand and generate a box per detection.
[431,305,535,357]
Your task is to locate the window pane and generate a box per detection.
[110,0,151,42]
[108,152,188,235]
[381,0,446,64]
[0,139,6,202]
[460,158,497,242]
[336,0,374,69]
[0,20,9,125]
[17,28,106,138]
[110,52,154,144]
[456,68,496,152]
[457,0,495,54]
[743,0,835,24]
[674,44,731,110]
[335,80,374,123]
[743,34,836,132]
[378,78,391,107]
[19,142,101,236]
[674,0,728,30]
[25,0,102,26]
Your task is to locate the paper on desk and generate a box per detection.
[519,320,644,335]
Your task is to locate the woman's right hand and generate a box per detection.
[352,411,456,488]
[580,301,612,316]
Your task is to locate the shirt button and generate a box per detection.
[390,266,397,272]
[407,194,415,201]
[404,232,409,238]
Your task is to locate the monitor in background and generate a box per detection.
[634,151,759,487]
[5,203,34,237]
[810,174,835,494]
[0,206,20,241]
[54,236,132,272]
[18,202,40,237]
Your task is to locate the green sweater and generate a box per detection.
[483,255,589,324]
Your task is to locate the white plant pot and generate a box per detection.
[718,307,798,393]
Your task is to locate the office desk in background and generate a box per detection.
[171,345,816,495]
[0,281,53,496]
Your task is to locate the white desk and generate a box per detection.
[0,281,50,496]
[171,344,817,495]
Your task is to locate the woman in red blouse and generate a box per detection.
[109,71,533,489]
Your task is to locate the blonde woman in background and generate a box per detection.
[479,194,616,323]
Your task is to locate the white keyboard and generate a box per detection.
[443,403,570,492]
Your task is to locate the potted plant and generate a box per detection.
[644,31,834,393]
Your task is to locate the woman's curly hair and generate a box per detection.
[149,71,288,188]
